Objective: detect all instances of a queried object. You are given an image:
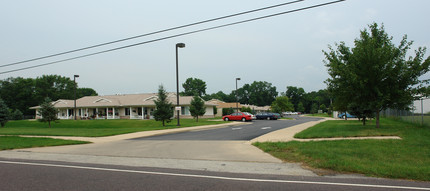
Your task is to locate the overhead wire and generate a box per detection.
[0,0,345,75]
[0,0,304,69]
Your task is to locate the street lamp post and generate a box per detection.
[73,75,79,120]
[176,43,185,126]
[236,78,241,112]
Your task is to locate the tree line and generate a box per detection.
[181,77,332,114]
[0,75,98,117]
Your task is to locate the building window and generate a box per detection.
[125,108,130,116]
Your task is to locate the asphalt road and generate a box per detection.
[1,159,429,191]
[133,116,321,141]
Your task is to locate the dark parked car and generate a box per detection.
[223,112,253,122]
[256,112,279,120]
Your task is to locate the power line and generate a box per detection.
[0,0,345,75]
[0,0,304,69]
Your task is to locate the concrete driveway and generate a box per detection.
[0,118,325,176]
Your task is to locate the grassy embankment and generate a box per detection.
[253,118,430,181]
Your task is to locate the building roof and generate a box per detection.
[217,102,241,108]
[30,93,217,109]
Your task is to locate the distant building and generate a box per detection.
[412,97,430,114]
[206,99,270,116]
[30,93,217,120]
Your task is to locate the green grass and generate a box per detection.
[253,118,430,181]
[305,113,332,118]
[0,136,89,150]
[294,119,402,138]
[399,115,430,127]
[0,118,229,137]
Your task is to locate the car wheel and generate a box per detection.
[224,117,229,121]
[267,117,270,120]
[241,118,246,122]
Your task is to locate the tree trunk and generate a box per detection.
[162,120,165,127]
[376,111,380,128]
[196,116,199,122]
[362,117,366,126]
[48,121,51,128]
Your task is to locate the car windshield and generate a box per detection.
[243,112,252,115]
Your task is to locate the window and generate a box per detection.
[125,108,130,116]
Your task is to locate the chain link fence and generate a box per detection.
[381,98,430,126]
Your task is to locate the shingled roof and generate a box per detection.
[30,93,216,109]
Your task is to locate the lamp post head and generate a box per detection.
[236,78,241,81]
[176,43,185,48]
[74,75,79,78]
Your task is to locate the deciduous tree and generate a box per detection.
[324,23,430,128]
[271,96,294,113]
[181,78,207,97]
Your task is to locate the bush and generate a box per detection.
[11,109,23,120]
[222,108,234,116]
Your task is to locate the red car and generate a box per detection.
[222,112,253,122]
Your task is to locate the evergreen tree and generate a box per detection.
[153,85,174,126]
[11,109,23,120]
[189,95,206,122]
[38,97,58,128]
[0,99,10,127]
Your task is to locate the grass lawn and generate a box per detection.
[0,136,89,150]
[305,113,332,118]
[0,118,229,137]
[253,118,430,181]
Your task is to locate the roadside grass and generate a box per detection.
[305,113,332,118]
[0,118,229,137]
[0,136,89,150]
[253,118,430,181]
[294,119,403,138]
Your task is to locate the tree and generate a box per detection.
[213,106,218,117]
[285,86,305,111]
[0,75,98,116]
[189,96,206,122]
[222,108,234,116]
[77,88,98,97]
[319,104,327,112]
[181,78,207,97]
[11,109,24,120]
[202,91,236,102]
[241,106,252,113]
[0,99,10,127]
[297,102,305,113]
[235,81,278,106]
[271,96,294,113]
[153,85,174,126]
[324,23,430,128]
[38,97,59,128]
[0,77,36,116]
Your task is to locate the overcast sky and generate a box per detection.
[1,0,429,96]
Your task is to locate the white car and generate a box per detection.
[243,112,256,120]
